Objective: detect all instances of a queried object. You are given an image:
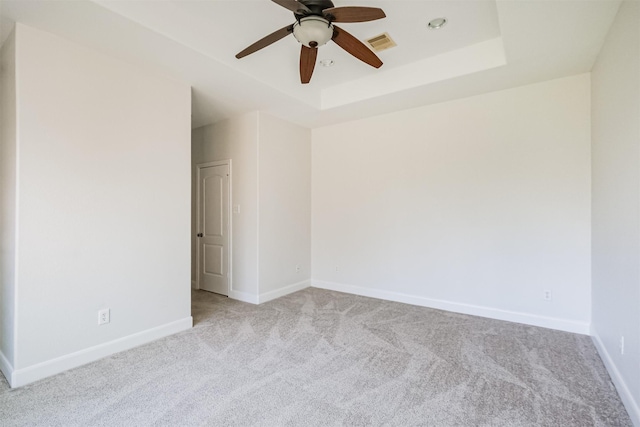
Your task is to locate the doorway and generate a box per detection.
[196,160,231,295]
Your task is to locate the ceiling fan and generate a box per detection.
[236,0,387,84]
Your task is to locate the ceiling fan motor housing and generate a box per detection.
[295,0,335,17]
[293,16,334,48]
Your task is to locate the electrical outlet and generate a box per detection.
[98,308,110,325]
[295,264,301,273]
[335,265,339,272]
[620,336,625,355]
[543,290,552,301]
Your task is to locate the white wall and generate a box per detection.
[0,30,16,372]
[258,113,311,300]
[191,129,201,288]
[312,74,592,333]
[190,127,203,289]
[4,24,192,386]
[591,1,640,424]
[195,112,260,300]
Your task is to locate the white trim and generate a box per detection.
[195,160,232,295]
[13,32,22,385]
[0,350,13,385]
[229,289,259,304]
[259,279,310,304]
[9,317,192,388]
[591,328,640,426]
[256,113,261,302]
[228,161,233,298]
[312,279,590,335]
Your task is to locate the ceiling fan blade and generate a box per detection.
[323,6,386,23]
[300,45,318,84]
[236,25,294,59]
[332,26,383,68]
[271,0,311,14]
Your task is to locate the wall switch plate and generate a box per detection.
[543,290,552,301]
[98,308,110,325]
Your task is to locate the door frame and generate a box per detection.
[195,160,232,294]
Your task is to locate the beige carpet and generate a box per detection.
[0,288,632,426]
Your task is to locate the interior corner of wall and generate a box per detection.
[0,348,15,387]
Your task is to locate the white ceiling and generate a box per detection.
[0,0,621,129]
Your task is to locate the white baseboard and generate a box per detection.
[0,349,13,385]
[9,316,193,388]
[229,289,259,304]
[228,280,311,305]
[591,329,640,426]
[312,279,590,335]
[259,279,310,304]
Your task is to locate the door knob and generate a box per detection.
[197,233,203,237]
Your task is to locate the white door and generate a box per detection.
[197,163,230,295]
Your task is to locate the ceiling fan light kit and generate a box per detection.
[293,16,333,48]
[236,0,387,84]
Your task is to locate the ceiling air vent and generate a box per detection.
[365,32,397,52]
